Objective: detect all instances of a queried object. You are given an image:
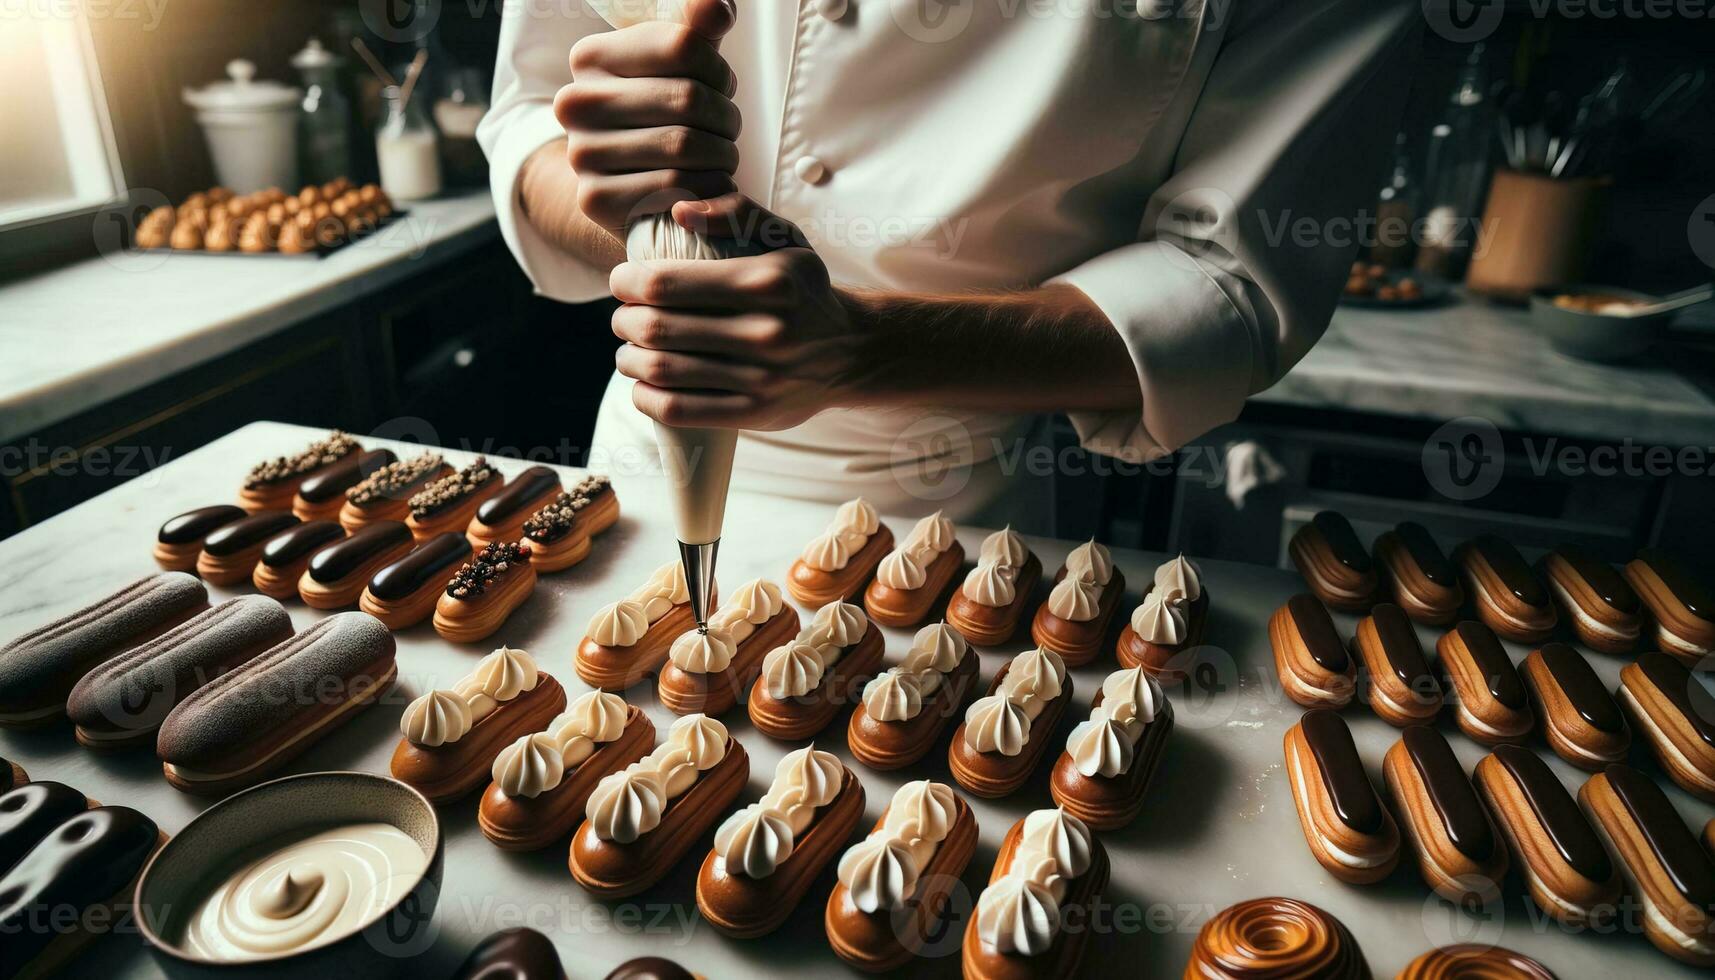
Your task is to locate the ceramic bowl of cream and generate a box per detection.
[135,771,442,979]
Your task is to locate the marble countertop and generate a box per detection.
[0,192,499,443]
[0,420,1706,978]
[1261,295,1715,445]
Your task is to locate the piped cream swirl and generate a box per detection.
[837,780,959,911]
[492,690,631,798]
[585,713,728,842]
[714,745,844,878]
[973,808,1093,957]
[403,647,541,746]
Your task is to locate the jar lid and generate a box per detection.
[183,59,301,112]
[291,38,339,71]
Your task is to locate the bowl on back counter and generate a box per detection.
[1529,284,1711,363]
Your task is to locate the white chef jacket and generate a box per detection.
[478,0,1419,519]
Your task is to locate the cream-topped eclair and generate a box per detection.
[949,646,1073,798]
[847,621,978,770]
[749,600,885,740]
[697,744,866,937]
[964,808,1110,980]
[948,526,1042,646]
[789,498,895,606]
[1050,667,1173,830]
[1116,554,1207,679]
[658,579,799,716]
[569,713,749,898]
[479,689,655,851]
[863,511,963,628]
[1031,539,1125,666]
[575,561,702,690]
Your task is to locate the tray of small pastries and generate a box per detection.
[130,178,404,258]
[1,421,1712,978]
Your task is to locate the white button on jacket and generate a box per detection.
[478,0,1421,517]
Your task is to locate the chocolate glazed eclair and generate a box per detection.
[299,520,415,609]
[196,511,300,585]
[360,531,473,629]
[0,782,90,874]
[154,505,247,572]
[1269,593,1356,709]
[1521,643,1630,770]
[1437,621,1534,746]
[469,466,563,547]
[1625,549,1715,666]
[1456,535,1557,644]
[1283,709,1400,884]
[252,520,346,599]
[1352,602,1442,726]
[1383,725,1508,906]
[1290,511,1379,612]
[1619,653,1715,803]
[1474,743,1618,925]
[292,448,396,522]
[1539,545,1641,655]
[1373,521,1463,624]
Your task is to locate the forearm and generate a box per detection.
[517,141,626,274]
[841,284,1140,414]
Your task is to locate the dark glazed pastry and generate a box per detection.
[1184,897,1368,979]
[1383,726,1508,905]
[359,531,473,630]
[1619,653,1715,802]
[1579,763,1715,965]
[1456,535,1557,644]
[0,572,208,728]
[0,782,88,876]
[1397,944,1557,979]
[299,520,415,609]
[293,448,395,522]
[196,510,300,585]
[1283,709,1400,883]
[1521,643,1629,770]
[1373,521,1463,624]
[1269,593,1355,708]
[1351,602,1441,726]
[406,456,503,540]
[0,806,160,979]
[469,465,563,548]
[1625,549,1715,666]
[251,520,345,599]
[605,958,697,980]
[451,928,567,980]
[65,595,293,749]
[1289,510,1378,612]
[1539,545,1641,654]
[239,430,360,511]
[1436,621,1533,746]
[1474,744,1618,925]
[157,612,398,795]
[154,505,247,571]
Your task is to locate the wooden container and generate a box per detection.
[1466,169,1609,303]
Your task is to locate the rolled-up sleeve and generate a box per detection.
[1055,0,1420,462]
[476,1,611,303]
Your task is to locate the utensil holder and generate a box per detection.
[1466,169,1610,303]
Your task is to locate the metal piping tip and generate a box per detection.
[678,539,718,630]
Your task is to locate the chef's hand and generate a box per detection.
[611,194,871,430]
[553,0,740,237]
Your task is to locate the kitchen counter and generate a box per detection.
[0,421,1705,978]
[0,192,498,443]
[1260,294,1715,446]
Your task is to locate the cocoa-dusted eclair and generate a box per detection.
[1372,521,1463,625]
[292,448,395,522]
[787,497,894,607]
[749,600,884,740]
[359,531,472,630]
[0,572,208,729]
[392,646,566,803]
[1031,539,1126,667]
[1186,898,1368,980]
[1050,666,1172,830]
[468,465,563,549]
[825,780,977,972]
[1383,725,1508,906]
[1397,945,1556,980]
[1474,744,1619,925]
[1268,593,1355,709]
[0,782,89,875]
[479,690,655,851]
[1619,653,1715,802]
[1290,511,1379,612]
[863,511,964,628]
[522,475,619,573]
[154,505,246,571]
[947,526,1042,646]
[1579,763,1715,965]
[1539,545,1641,655]
[65,595,293,749]
[963,808,1109,980]
[1115,554,1206,679]
[847,621,978,770]
[1283,709,1400,884]
[659,579,799,716]
[949,646,1073,798]
[196,510,300,585]
[1456,534,1558,644]
[251,520,345,599]
[451,929,567,980]
[434,541,537,644]
[697,745,866,938]
[1437,621,1534,746]
[339,452,452,531]
[239,430,361,511]
[157,612,397,794]
[0,805,163,979]
[576,562,704,691]
[1522,643,1630,770]
[405,456,503,541]
[569,713,749,898]
[1625,549,1715,667]
[298,520,415,609]
[1351,603,1441,726]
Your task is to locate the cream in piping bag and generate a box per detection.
[587,0,763,629]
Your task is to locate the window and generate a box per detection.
[0,10,124,231]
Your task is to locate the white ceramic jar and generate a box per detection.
[183,60,302,193]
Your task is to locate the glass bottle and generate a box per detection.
[1416,43,1494,279]
[292,38,353,186]
[1369,132,1417,269]
[375,84,442,202]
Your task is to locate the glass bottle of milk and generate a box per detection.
[375,84,442,202]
